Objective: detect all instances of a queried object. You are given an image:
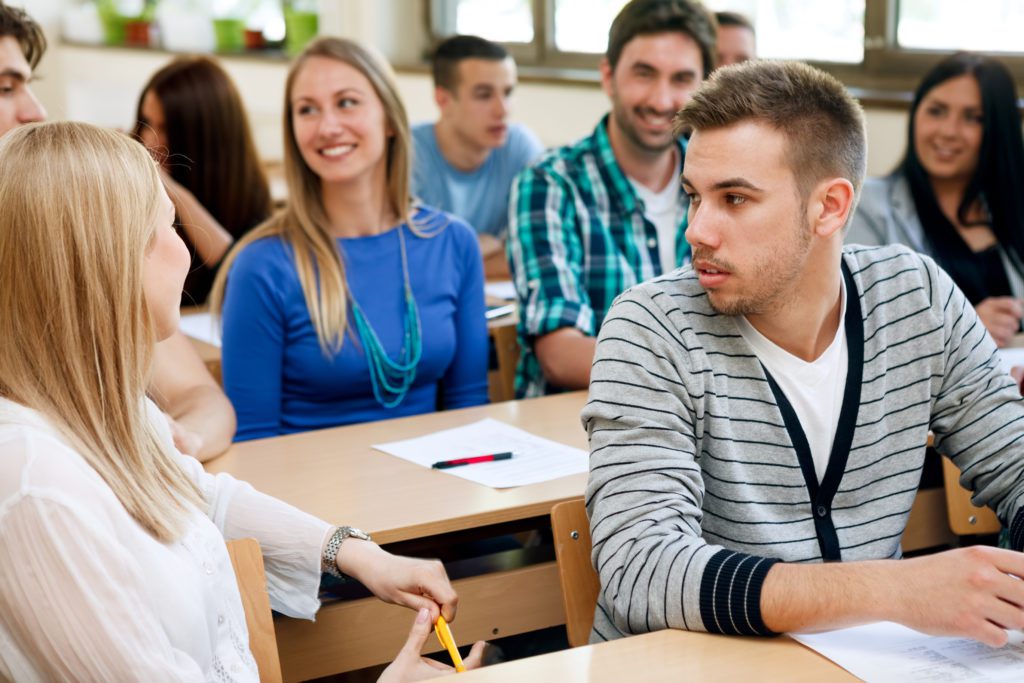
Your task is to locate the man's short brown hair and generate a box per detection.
[606,0,716,78]
[431,34,509,91]
[0,2,46,69]
[675,60,866,200]
[714,11,754,34]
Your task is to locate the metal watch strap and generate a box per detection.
[322,525,372,579]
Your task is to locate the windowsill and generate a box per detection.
[63,45,1024,113]
[59,39,292,62]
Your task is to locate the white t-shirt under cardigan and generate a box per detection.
[0,397,331,682]
[736,277,848,482]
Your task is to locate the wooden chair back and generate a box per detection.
[490,322,520,403]
[226,538,283,683]
[941,456,1001,536]
[551,498,600,647]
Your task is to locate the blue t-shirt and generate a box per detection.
[411,122,544,239]
[221,206,489,441]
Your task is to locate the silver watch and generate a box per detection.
[322,525,372,579]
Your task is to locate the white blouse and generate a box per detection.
[0,397,332,682]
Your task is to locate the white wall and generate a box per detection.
[33,0,910,176]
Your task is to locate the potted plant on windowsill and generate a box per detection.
[96,0,155,47]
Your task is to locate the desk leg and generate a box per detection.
[275,560,564,682]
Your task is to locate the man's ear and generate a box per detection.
[810,177,856,239]
[599,57,614,99]
[434,86,452,110]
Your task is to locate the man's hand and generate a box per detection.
[887,546,1024,647]
[763,546,1024,646]
[337,539,458,621]
[975,297,1022,347]
[377,608,486,683]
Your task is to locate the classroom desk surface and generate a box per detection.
[205,391,588,545]
[442,629,857,682]
[205,392,587,681]
[203,392,949,680]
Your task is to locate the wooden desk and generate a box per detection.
[205,392,589,681]
[205,390,949,680]
[444,629,856,682]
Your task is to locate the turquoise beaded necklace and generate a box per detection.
[348,225,422,408]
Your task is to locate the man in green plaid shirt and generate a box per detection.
[507,0,717,397]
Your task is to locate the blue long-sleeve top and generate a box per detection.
[221,206,489,441]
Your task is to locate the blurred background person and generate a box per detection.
[412,35,543,278]
[134,56,272,305]
[714,11,756,67]
[849,53,1024,347]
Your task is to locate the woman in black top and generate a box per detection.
[849,53,1024,346]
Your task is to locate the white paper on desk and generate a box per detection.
[997,348,1024,375]
[484,280,516,301]
[792,621,1024,682]
[180,311,221,347]
[372,418,588,488]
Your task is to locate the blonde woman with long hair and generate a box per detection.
[0,121,482,681]
[210,38,488,441]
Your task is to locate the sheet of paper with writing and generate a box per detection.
[793,621,1024,682]
[373,417,588,488]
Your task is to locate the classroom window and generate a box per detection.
[702,0,864,64]
[431,0,868,67]
[896,0,1024,54]
[445,0,535,43]
[429,0,1024,89]
[551,0,626,54]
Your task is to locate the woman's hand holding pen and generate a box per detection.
[336,539,458,621]
[336,538,490,679]
[377,608,487,682]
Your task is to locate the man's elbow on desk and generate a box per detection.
[535,328,597,390]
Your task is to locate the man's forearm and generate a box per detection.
[168,385,236,461]
[535,328,596,390]
[761,560,892,634]
[761,547,1024,647]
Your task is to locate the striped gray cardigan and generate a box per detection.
[583,244,1024,642]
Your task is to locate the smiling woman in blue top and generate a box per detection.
[211,38,488,441]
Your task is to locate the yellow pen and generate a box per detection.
[434,615,466,673]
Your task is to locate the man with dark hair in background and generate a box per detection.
[508,0,716,397]
[412,34,543,277]
[715,10,756,67]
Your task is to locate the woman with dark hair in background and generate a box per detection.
[849,52,1024,346]
[134,56,272,304]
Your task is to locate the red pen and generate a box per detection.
[431,452,514,469]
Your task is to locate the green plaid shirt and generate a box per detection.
[507,115,690,397]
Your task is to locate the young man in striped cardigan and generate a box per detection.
[584,60,1024,647]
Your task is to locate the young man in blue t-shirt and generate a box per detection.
[412,35,543,277]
